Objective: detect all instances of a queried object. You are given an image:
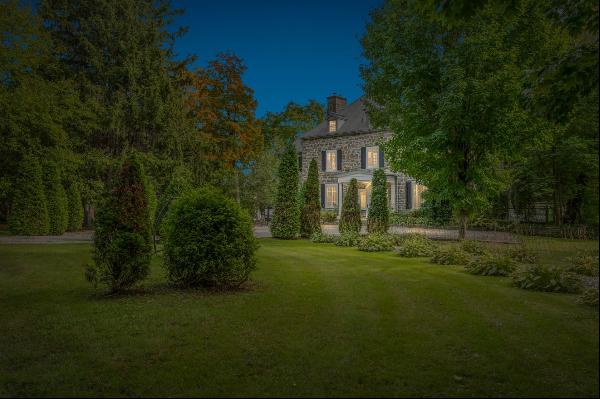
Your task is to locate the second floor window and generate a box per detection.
[326,150,337,171]
[367,146,379,169]
[328,120,337,132]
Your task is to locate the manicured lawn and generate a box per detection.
[0,239,598,397]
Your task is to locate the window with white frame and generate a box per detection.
[328,120,337,132]
[325,184,337,208]
[366,146,379,169]
[326,150,337,171]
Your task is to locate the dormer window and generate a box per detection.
[328,120,337,132]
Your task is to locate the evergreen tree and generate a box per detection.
[270,145,300,239]
[367,169,389,234]
[8,155,49,235]
[154,165,193,235]
[44,161,68,235]
[66,179,84,231]
[340,178,361,234]
[300,159,321,237]
[86,153,152,291]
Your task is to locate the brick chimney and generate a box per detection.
[327,93,347,119]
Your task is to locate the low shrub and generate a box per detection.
[466,254,517,276]
[430,246,471,265]
[358,233,395,252]
[334,231,361,247]
[320,210,338,224]
[565,253,599,277]
[389,210,430,227]
[511,264,581,293]
[507,245,538,264]
[311,231,336,243]
[162,187,258,288]
[577,283,599,307]
[460,240,488,256]
[395,234,436,257]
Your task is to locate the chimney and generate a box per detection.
[326,93,347,120]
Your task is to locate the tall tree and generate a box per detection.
[270,145,300,239]
[300,159,321,237]
[44,161,69,235]
[8,155,49,235]
[367,169,389,234]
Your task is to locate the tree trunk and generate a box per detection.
[458,209,468,240]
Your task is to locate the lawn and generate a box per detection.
[0,238,598,397]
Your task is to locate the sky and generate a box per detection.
[171,0,383,116]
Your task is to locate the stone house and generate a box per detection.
[297,94,426,216]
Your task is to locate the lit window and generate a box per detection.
[326,150,337,171]
[326,184,337,208]
[359,189,367,210]
[328,120,337,132]
[367,146,379,169]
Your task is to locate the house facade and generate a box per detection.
[297,94,426,216]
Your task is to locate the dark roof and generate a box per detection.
[301,96,378,141]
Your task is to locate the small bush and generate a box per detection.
[311,231,336,243]
[320,210,338,224]
[163,187,258,288]
[395,234,436,257]
[511,264,581,293]
[507,245,538,264]
[389,210,430,227]
[334,231,361,247]
[460,240,488,256]
[430,246,471,265]
[565,253,599,277]
[358,233,395,252]
[466,254,517,276]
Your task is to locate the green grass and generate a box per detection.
[0,238,598,397]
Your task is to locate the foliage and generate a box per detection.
[7,155,49,235]
[162,187,258,288]
[270,144,300,239]
[419,190,453,225]
[565,253,599,277]
[300,159,321,237]
[460,240,488,256]
[339,178,361,234]
[154,166,193,234]
[334,231,361,247]
[86,153,152,291]
[577,284,599,307]
[358,233,395,252]
[66,179,84,231]
[395,234,436,257]
[367,169,389,234]
[320,210,338,224]
[310,231,336,244]
[430,246,471,265]
[43,161,68,235]
[511,264,581,293]
[507,245,538,264]
[466,254,517,276]
[390,210,430,227]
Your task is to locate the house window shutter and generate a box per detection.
[405,181,413,210]
[298,152,302,171]
[337,149,342,171]
[321,151,326,171]
[321,184,325,208]
[379,148,384,168]
[360,147,366,169]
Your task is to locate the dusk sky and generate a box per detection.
[172,0,383,116]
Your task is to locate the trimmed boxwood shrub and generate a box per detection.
[66,179,84,231]
[460,240,488,256]
[466,254,517,276]
[395,234,436,257]
[44,161,68,235]
[311,231,336,243]
[8,155,49,235]
[430,246,471,265]
[162,186,258,288]
[367,168,389,233]
[358,233,395,252]
[85,153,152,291]
[339,178,361,234]
[300,159,321,238]
[335,231,361,247]
[511,264,581,293]
[271,144,300,239]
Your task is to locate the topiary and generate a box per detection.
[511,264,581,293]
[65,179,84,231]
[271,144,300,239]
[300,159,321,238]
[163,186,258,288]
[430,246,471,265]
[334,231,361,247]
[8,155,49,235]
[85,153,152,292]
[44,161,68,235]
[358,233,395,252]
[339,178,361,234]
[395,234,436,257]
[367,168,389,234]
[460,240,488,256]
[311,231,336,243]
[466,254,517,276]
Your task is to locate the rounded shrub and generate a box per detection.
[311,231,336,243]
[339,178,361,234]
[44,161,68,235]
[395,234,436,257]
[465,254,517,276]
[460,240,488,256]
[367,168,389,234]
[358,233,395,252]
[66,179,84,231]
[300,159,321,238]
[8,155,49,235]
[271,144,300,239]
[163,186,258,288]
[430,246,471,265]
[334,231,361,247]
[511,264,581,293]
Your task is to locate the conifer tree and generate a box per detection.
[340,178,361,234]
[270,144,300,239]
[44,161,68,235]
[8,155,49,235]
[300,159,321,237]
[66,180,84,231]
[367,169,389,234]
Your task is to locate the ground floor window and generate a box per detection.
[325,184,337,208]
[359,189,368,210]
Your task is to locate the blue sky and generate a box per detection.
[171,0,383,116]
